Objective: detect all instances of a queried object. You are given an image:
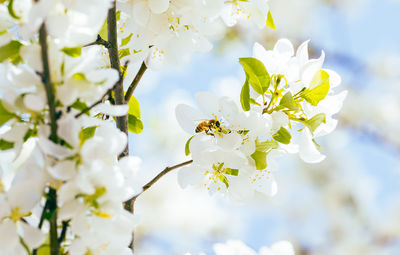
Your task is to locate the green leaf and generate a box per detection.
[79,126,97,145]
[128,114,143,134]
[121,33,133,47]
[119,48,130,59]
[218,175,229,188]
[0,139,14,150]
[272,127,291,144]
[279,92,299,111]
[239,57,270,95]
[72,73,88,81]
[303,113,326,134]
[302,70,330,106]
[70,100,89,115]
[61,47,82,57]
[266,10,276,30]
[98,19,108,41]
[223,168,239,176]
[23,129,37,142]
[255,139,278,152]
[0,40,22,63]
[36,244,50,255]
[185,135,194,156]
[0,100,16,126]
[250,139,277,170]
[128,96,140,119]
[251,151,268,170]
[240,79,250,111]
[249,98,261,106]
[8,0,20,19]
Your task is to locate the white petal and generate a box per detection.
[301,51,325,85]
[216,132,242,150]
[0,220,18,252]
[175,104,203,134]
[47,160,76,181]
[270,241,295,255]
[148,0,169,14]
[133,2,150,26]
[195,92,219,117]
[296,40,310,66]
[178,166,203,188]
[23,94,45,111]
[93,103,129,116]
[21,222,45,250]
[298,129,325,163]
[274,39,294,56]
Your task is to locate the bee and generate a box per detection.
[195,119,221,134]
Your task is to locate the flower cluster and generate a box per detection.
[176,39,347,202]
[116,0,272,68]
[0,1,145,254]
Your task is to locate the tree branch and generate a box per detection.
[38,23,60,255]
[107,1,129,158]
[125,61,147,102]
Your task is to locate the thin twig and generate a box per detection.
[58,221,70,244]
[130,160,193,202]
[125,61,147,102]
[74,80,119,118]
[83,34,111,48]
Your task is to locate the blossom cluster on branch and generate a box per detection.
[176,39,346,203]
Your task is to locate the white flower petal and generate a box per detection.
[93,103,129,116]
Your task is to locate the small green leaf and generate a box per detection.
[249,98,261,106]
[251,150,268,170]
[218,175,229,188]
[255,139,278,152]
[266,10,276,30]
[61,47,82,57]
[272,127,291,144]
[250,138,277,170]
[304,113,326,134]
[70,100,89,115]
[0,100,16,126]
[121,33,133,47]
[0,139,14,150]
[119,48,130,59]
[223,168,239,176]
[79,126,97,145]
[185,135,194,156]
[239,57,270,95]
[0,40,22,63]
[302,70,330,106]
[23,129,36,142]
[128,96,140,119]
[240,79,250,111]
[8,0,20,19]
[36,244,50,255]
[128,114,143,134]
[98,19,108,41]
[279,92,299,111]
[72,73,88,81]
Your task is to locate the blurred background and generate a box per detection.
[126,0,400,254]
